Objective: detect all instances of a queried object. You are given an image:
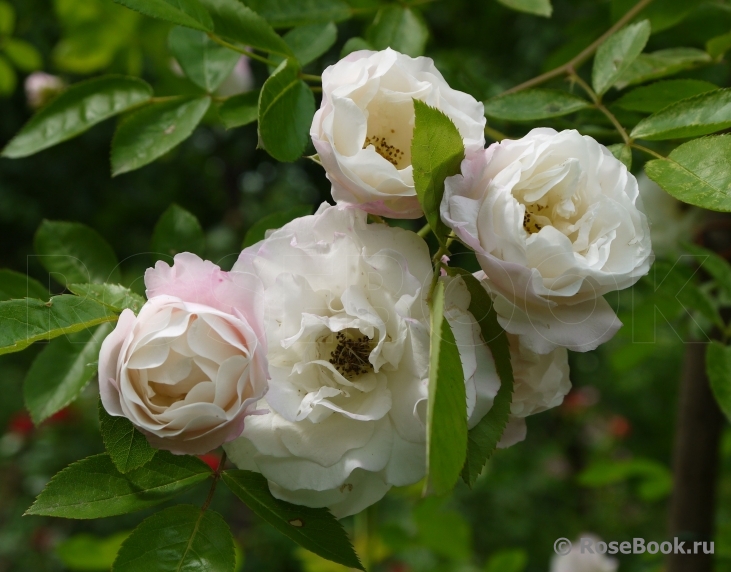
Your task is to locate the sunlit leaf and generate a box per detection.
[592,19,650,95]
[112,0,213,31]
[67,283,145,313]
[3,76,152,158]
[614,79,718,113]
[26,452,211,519]
[631,88,731,140]
[483,89,591,121]
[0,269,49,301]
[0,296,118,356]
[111,96,211,176]
[614,48,712,90]
[169,26,240,92]
[645,135,731,212]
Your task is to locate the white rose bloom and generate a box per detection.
[225,205,500,517]
[441,128,653,354]
[311,48,486,219]
[550,536,618,572]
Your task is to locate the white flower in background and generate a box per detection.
[441,128,653,354]
[550,536,618,572]
[24,72,64,109]
[225,206,501,518]
[98,253,268,455]
[311,48,486,219]
[637,172,701,257]
[216,56,255,97]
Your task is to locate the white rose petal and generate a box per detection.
[225,205,500,517]
[442,128,653,354]
[311,48,486,219]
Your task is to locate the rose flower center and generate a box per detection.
[362,96,414,169]
[327,329,374,380]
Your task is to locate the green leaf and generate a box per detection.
[614,79,718,113]
[34,220,121,286]
[169,26,240,92]
[496,0,552,17]
[242,205,313,248]
[0,295,118,356]
[99,400,157,474]
[57,531,131,572]
[592,20,650,96]
[630,88,731,141]
[112,0,213,32]
[614,48,712,90]
[243,0,350,28]
[366,6,428,57]
[0,1,15,35]
[151,203,206,261]
[258,59,315,162]
[707,31,731,59]
[218,90,259,129]
[113,505,235,572]
[0,269,49,301]
[608,143,632,170]
[3,76,153,159]
[111,96,211,176]
[222,470,364,570]
[682,242,731,301]
[23,323,113,425]
[67,283,146,314]
[283,22,337,66]
[411,100,465,245]
[484,549,528,572]
[425,280,468,496]
[3,39,42,72]
[645,135,731,212]
[483,89,591,121]
[611,0,695,35]
[707,341,731,423]
[198,0,293,58]
[0,54,15,95]
[26,452,211,519]
[578,457,672,501]
[340,37,372,58]
[451,272,513,487]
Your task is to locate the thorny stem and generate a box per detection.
[569,70,631,144]
[428,245,450,303]
[502,0,655,95]
[201,451,227,513]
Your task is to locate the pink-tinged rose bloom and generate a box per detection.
[441,128,653,354]
[98,253,268,455]
[311,48,486,219]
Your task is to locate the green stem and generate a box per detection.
[208,34,279,67]
[485,125,508,142]
[300,73,322,82]
[417,223,431,238]
[502,0,655,95]
[569,70,631,144]
[201,451,227,512]
[631,143,666,160]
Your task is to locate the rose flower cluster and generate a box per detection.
[99,48,652,518]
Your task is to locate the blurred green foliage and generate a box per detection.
[1,0,731,570]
